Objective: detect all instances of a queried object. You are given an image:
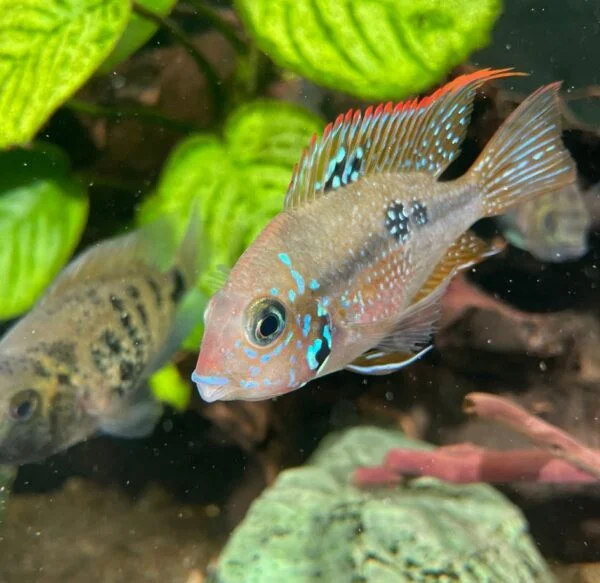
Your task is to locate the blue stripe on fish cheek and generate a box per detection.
[290,269,305,294]
[244,347,258,359]
[306,339,323,370]
[249,366,261,377]
[302,314,311,337]
[309,279,320,291]
[385,200,410,242]
[288,290,296,303]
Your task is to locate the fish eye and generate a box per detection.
[245,298,286,346]
[9,389,39,422]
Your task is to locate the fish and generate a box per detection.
[0,213,204,464]
[193,68,577,403]
[497,182,591,262]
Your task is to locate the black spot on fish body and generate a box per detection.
[32,361,51,378]
[170,268,186,304]
[86,289,101,305]
[145,277,162,307]
[385,201,411,242]
[110,296,131,329]
[45,342,77,367]
[90,346,108,373]
[135,302,149,328]
[411,200,429,226]
[102,330,122,355]
[126,285,140,300]
[56,373,71,386]
[108,294,148,390]
[126,285,149,328]
[119,360,135,383]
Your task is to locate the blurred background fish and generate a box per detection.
[0,214,204,465]
[497,181,593,262]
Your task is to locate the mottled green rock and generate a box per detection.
[212,427,554,583]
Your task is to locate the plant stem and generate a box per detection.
[65,99,202,134]
[132,1,225,119]
[184,0,248,55]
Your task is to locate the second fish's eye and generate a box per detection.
[246,298,286,346]
[9,389,39,422]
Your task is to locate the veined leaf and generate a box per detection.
[138,100,324,350]
[0,145,89,318]
[235,0,502,100]
[100,0,178,73]
[0,0,130,149]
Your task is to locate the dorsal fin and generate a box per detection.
[284,68,525,210]
[39,214,184,305]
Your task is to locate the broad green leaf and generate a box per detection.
[100,0,178,73]
[150,363,191,411]
[0,144,89,318]
[235,0,502,100]
[0,0,130,149]
[138,100,324,350]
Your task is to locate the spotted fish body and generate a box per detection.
[498,182,591,262]
[0,215,203,464]
[194,69,577,402]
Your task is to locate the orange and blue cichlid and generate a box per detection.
[193,68,577,402]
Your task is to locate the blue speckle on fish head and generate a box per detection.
[194,252,335,402]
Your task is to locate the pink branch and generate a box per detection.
[353,393,600,488]
[463,393,600,481]
[353,445,595,488]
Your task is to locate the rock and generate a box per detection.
[211,426,554,583]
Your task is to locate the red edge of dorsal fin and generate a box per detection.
[284,68,526,211]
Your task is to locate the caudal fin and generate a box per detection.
[468,82,576,216]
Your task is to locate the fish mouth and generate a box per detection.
[191,372,232,403]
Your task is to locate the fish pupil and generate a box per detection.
[258,314,280,338]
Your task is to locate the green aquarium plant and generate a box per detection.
[0,0,502,408]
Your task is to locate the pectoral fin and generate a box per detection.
[346,232,503,371]
[349,276,450,355]
[411,231,506,305]
[98,389,164,439]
